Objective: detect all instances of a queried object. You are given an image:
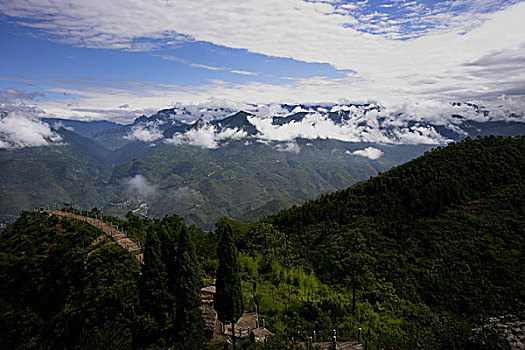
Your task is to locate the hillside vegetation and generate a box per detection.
[0,146,110,222]
[0,210,212,349]
[265,135,524,325]
[1,136,523,349]
[106,140,430,229]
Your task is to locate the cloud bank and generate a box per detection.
[124,99,524,149]
[171,186,201,201]
[165,123,247,149]
[274,142,301,154]
[124,124,163,142]
[126,175,157,198]
[0,110,62,149]
[1,0,524,107]
[351,147,384,160]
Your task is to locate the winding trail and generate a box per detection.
[46,210,143,263]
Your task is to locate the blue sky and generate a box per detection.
[1,0,525,121]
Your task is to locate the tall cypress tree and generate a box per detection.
[215,223,244,350]
[139,227,170,329]
[173,225,205,349]
[159,223,178,324]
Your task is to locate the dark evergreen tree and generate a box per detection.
[215,223,245,350]
[159,223,177,324]
[173,225,205,349]
[139,226,170,330]
[336,228,375,315]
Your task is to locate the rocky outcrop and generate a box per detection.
[468,314,525,350]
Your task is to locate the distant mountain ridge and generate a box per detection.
[113,102,525,148]
[45,102,525,155]
[42,117,122,139]
[1,103,524,227]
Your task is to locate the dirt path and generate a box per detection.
[46,210,143,263]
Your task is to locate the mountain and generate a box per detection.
[239,197,301,223]
[211,110,258,135]
[0,143,111,222]
[94,104,524,228]
[1,103,524,229]
[104,139,433,229]
[264,136,524,325]
[42,117,122,138]
[56,127,112,165]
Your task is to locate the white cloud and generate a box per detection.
[171,186,200,201]
[153,54,225,71]
[274,142,301,154]
[1,88,44,100]
[392,125,450,145]
[128,98,523,148]
[124,124,163,142]
[247,109,451,145]
[50,120,74,131]
[2,0,524,105]
[0,110,62,149]
[164,122,248,149]
[230,69,257,76]
[216,127,248,141]
[351,147,384,160]
[126,175,157,198]
[165,123,219,148]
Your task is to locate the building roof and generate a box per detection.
[201,285,216,294]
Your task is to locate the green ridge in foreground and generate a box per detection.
[266,136,524,321]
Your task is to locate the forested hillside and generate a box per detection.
[106,139,430,229]
[0,145,110,223]
[1,136,523,349]
[3,103,524,230]
[0,210,208,349]
[264,136,524,331]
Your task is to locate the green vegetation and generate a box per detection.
[1,136,523,349]
[215,223,245,350]
[0,127,432,229]
[0,146,110,223]
[261,136,525,346]
[106,140,431,229]
[0,211,139,349]
[173,226,205,349]
[0,210,205,349]
[220,136,524,348]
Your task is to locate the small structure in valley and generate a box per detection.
[200,285,220,339]
[200,283,274,342]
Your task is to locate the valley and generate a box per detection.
[2,103,523,230]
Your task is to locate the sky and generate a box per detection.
[1,0,525,122]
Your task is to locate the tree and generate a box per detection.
[333,227,375,315]
[89,207,101,217]
[173,225,205,349]
[215,223,245,350]
[139,227,170,330]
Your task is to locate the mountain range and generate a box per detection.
[1,102,524,229]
